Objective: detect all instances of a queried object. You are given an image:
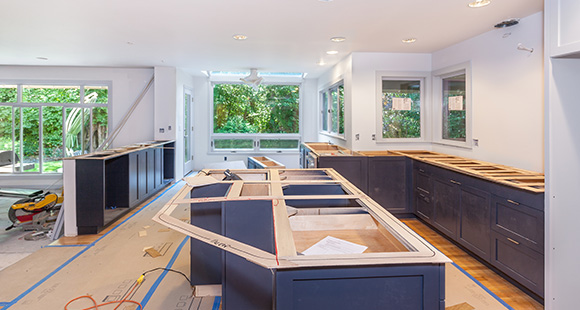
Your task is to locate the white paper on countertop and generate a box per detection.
[302,236,368,256]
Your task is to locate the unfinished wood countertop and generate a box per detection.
[303,144,544,193]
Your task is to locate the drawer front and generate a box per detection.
[491,231,544,297]
[414,169,431,193]
[491,195,544,253]
[415,189,433,223]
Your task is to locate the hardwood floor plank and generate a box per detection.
[401,218,543,310]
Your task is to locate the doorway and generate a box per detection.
[183,88,194,174]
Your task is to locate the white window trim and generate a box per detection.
[375,71,431,143]
[208,79,303,154]
[0,80,112,175]
[319,80,346,140]
[432,62,472,149]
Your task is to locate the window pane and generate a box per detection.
[92,107,108,150]
[20,107,40,172]
[321,92,328,131]
[442,74,466,141]
[22,85,80,103]
[214,139,254,150]
[83,108,91,153]
[42,107,63,173]
[213,84,300,134]
[381,80,421,138]
[331,88,338,133]
[260,139,299,149]
[0,85,17,103]
[338,85,344,134]
[84,86,108,104]
[0,106,13,173]
[65,107,83,157]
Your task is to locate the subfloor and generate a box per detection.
[0,181,543,309]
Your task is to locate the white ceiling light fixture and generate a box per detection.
[326,50,339,55]
[240,68,263,90]
[233,34,248,40]
[402,38,416,43]
[317,60,326,66]
[330,36,346,43]
[468,0,491,8]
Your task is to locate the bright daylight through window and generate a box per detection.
[320,82,344,137]
[442,74,466,142]
[380,79,422,139]
[0,83,109,174]
[212,82,300,152]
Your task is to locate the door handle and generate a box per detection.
[507,237,520,245]
[450,179,461,185]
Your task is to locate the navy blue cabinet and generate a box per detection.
[432,177,460,239]
[458,186,491,261]
[317,156,369,194]
[367,156,411,214]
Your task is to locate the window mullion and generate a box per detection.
[39,106,43,173]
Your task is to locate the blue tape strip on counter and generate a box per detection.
[43,244,90,248]
[140,236,189,308]
[451,262,515,310]
[212,296,221,310]
[2,181,181,309]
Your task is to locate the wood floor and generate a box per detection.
[401,218,543,310]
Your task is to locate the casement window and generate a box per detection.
[320,81,344,137]
[375,72,429,142]
[0,83,110,174]
[210,73,301,153]
[433,62,472,147]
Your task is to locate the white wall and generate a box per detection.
[544,1,580,308]
[432,12,544,172]
[351,52,432,151]
[0,65,155,189]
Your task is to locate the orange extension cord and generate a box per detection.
[64,275,144,310]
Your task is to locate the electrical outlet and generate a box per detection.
[224,156,227,161]
[355,134,360,141]
[159,128,164,133]
[371,134,376,141]
[473,138,479,147]
[168,125,172,130]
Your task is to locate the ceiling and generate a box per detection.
[1,0,543,78]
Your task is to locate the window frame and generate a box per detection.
[319,80,345,139]
[0,80,111,174]
[375,71,430,143]
[209,76,303,154]
[432,62,472,148]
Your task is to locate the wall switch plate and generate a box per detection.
[168,125,172,130]
[473,138,479,147]
[355,134,360,141]
[159,128,165,133]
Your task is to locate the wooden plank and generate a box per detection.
[289,214,378,231]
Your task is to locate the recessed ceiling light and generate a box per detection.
[330,36,346,43]
[317,60,326,66]
[319,0,333,2]
[233,34,248,40]
[326,50,339,55]
[36,57,48,60]
[402,38,416,43]
[468,0,491,8]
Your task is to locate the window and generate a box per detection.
[375,72,428,142]
[433,62,471,147]
[0,83,109,174]
[211,82,301,152]
[320,81,344,137]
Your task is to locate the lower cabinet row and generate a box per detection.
[413,162,544,298]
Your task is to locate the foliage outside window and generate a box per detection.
[380,79,421,139]
[320,82,344,137]
[442,74,466,141]
[0,83,109,174]
[211,83,300,152]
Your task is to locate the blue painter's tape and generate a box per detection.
[140,236,189,308]
[43,244,90,248]
[451,262,515,310]
[212,296,221,310]
[3,181,181,309]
